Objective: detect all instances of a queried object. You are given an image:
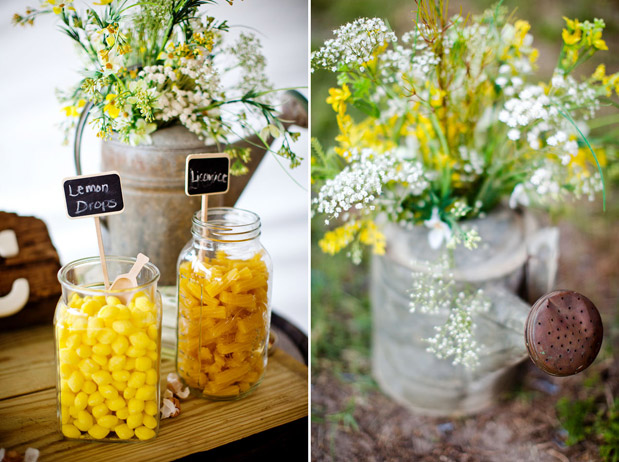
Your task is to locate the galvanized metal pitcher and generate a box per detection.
[74,92,307,285]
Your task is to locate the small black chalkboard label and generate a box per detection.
[185,153,230,196]
[63,172,124,219]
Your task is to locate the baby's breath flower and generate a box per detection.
[311,18,397,72]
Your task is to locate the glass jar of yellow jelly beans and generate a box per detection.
[55,256,162,442]
[177,207,272,400]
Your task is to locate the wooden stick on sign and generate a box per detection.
[199,195,208,262]
[94,216,110,289]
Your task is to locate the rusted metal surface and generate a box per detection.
[525,290,603,376]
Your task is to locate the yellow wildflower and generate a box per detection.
[593,64,606,81]
[562,28,581,46]
[94,0,113,5]
[529,48,539,63]
[62,105,78,117]
[429,85,446,108]
[590,30,607,50]
[513,20,531,49]
[359,221,386,255]
[563,17,579,31]
[318,221,361,255]
[326,84,351,114]
[103,94,120,118]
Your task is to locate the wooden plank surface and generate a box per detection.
[0,325,308,460]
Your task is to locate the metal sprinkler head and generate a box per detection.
[525,290,603,377]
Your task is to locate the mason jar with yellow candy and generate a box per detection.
[176,208,272,400]
[55,256,162,441]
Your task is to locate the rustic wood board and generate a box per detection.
[0,325,308,460]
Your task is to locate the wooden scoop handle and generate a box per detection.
[128,253,149,281]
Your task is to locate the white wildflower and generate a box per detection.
[424,207,452,249]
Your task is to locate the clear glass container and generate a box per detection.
[55,256,162,441]
[176,207,272,400]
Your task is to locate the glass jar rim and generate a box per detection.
[57,255,160,295]
[191,207,261,241]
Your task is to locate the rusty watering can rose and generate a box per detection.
[525,290,603,376]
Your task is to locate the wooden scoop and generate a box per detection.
[110,253,149,303]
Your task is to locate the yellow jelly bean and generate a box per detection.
[135,385,156,401]
[66,333,81,349]
[69,292,82,306]
[60,380,71,393]
[135,297,153,311]
[146,340,157,351]
[74,391,88,410]
[60,390,75,407]
[108,355,126,371]
[126,346,146,358]
[112,370,130,382]
[68,371,84,393]
[92,354,108,367]
[59,348,80,365]
[112,380,127,392]
[88,391,104,407]
[145,369,158,386]
[100,384,119,400]
[82,380,97,395]
[126,413,143,429]
[116,407,130,420]
[111,335,130,355]
[92,370,112,386]
[107,397,126,411]
[75,344,92,359]
[106,296,122,306]
[69,316,88,332]
[135,357,152,372]
[59,363,74,379]
[98,414,119,429]
[135,426,155,441]
[114,423,134,440]
[87,317,104,339]
[88,424,110,439]
[147,351,158,362]
[69,405,80,418]
[144,400,158,416]
[92,343,112,356]
[143,414,157,430]
[123,387,137,400]
[128,398,144,414]
[76,410,94,431]
[62,424,82,438]
[128,371,146,389]
[147,324,158,340]
[92,403,109,419]
[61,405,70,424]
[125,358,136,370]
[129,332,150,349]
[78,358,99,375]
[97,304,119,320]
[81,332,97,346]
[82,300,101,316]
[116,306,131,320]
[112,320,133,336]
[97,328,117,344]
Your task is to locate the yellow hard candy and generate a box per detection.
[135,426,156,441]
[88,424,110,439]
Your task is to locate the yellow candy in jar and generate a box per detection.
[56,290,160,441]
[177,250,269,398]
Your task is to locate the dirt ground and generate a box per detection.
[311,202,619,462]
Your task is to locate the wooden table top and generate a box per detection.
[0,324,308,461]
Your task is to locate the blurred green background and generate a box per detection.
[311,1,619,460]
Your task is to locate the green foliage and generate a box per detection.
[556,396,596,445]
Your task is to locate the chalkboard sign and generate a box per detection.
[185,153,230,196]
[63,172,124,219]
